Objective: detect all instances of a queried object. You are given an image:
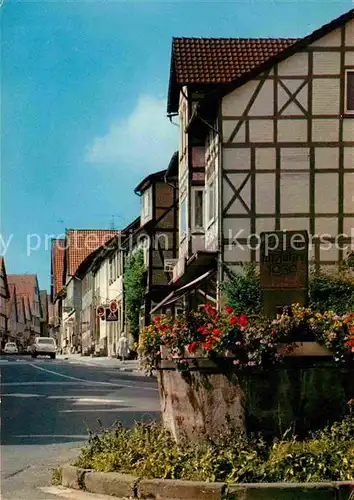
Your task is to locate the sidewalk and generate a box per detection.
[57,354,141,373]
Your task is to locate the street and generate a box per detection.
[1,355,160,500]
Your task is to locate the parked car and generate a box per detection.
[4,342,18,355]
[31,337,57,359]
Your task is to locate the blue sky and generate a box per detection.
[1,0,352,291]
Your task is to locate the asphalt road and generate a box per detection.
[0,355,160,500]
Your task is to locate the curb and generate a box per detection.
[60,465,354,499]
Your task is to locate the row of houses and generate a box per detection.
[51,9,353,356]
[0,257,52,350]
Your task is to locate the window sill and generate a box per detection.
[342,113,354,118]
[191,227,205,234]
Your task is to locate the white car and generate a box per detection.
[31,337,57,359]
[4,342,18,354]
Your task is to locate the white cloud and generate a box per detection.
[85,95,178,172]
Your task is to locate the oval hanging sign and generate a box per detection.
[109,300,118,313]
[96,305,105,317]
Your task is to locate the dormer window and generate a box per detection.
[345,69,354,114]
[141,187,152,223]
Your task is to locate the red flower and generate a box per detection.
[202,304,217,316]
[197,326,209,335]
[154,316,161,323]
[202,337,217,350]
[212,328,222,336]
[187,342,198,354]
[230,316,239,325]
[239,314,248,327]
[224,306,234,314]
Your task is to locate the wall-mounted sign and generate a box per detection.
[109,300,118,313]
[260,230,309,317]
[105,308,118,322]
[96,305,105,318]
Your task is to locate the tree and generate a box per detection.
[124,249,146,342]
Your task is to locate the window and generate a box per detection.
[109,256,114,282]
[207,179,216,225]
[345,70,354,114]
[192,188,204,230]
[142,187,152,222]
[116,252,122,277]
[180,196,188,239]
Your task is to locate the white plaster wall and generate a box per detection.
[312,79,340,115]
[277,52,308,76]
[315,173,338,213]
[345,19,354,45]
[311,29,341,47]
[280,172,310,213]
[224,148,250,171]
[313,52,341,74]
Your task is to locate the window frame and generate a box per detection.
[191,187,205,232]
[206,175,217,228]
[141,187,152,223]
[344,69,354,115]
[179,194,188,242]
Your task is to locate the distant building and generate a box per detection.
[58,229,119,353]
[0,257,10,347]
[7,274,42,341]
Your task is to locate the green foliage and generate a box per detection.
[74,414,354,483]
[309,269,354,315]
[51,467,62,485]
[263,415,354,482]
[221,264,354,316]
[221,264,262,316]
[124,249,146,342]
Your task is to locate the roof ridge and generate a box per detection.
[66,229,120,232]
[173,36,299,41]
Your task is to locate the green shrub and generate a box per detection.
[51,467,62,485]
[262,415,354,482]
[309,269,354,314]
[124,250,146,342]
[74,414,354,483]
[221,263,262,316]
[221,265,354,316]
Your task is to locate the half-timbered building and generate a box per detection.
[160,8,354,309]
[128,156,179,325]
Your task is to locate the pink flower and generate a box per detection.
[247,361,256,367]
[233,359,240,365]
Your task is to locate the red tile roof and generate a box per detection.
[168,37,297,112]
[172,37,298,86]
[66,230,120,277]
[7,275,39,318]
[52,239,66,298]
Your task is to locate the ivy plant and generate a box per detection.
[123,249,146,342]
